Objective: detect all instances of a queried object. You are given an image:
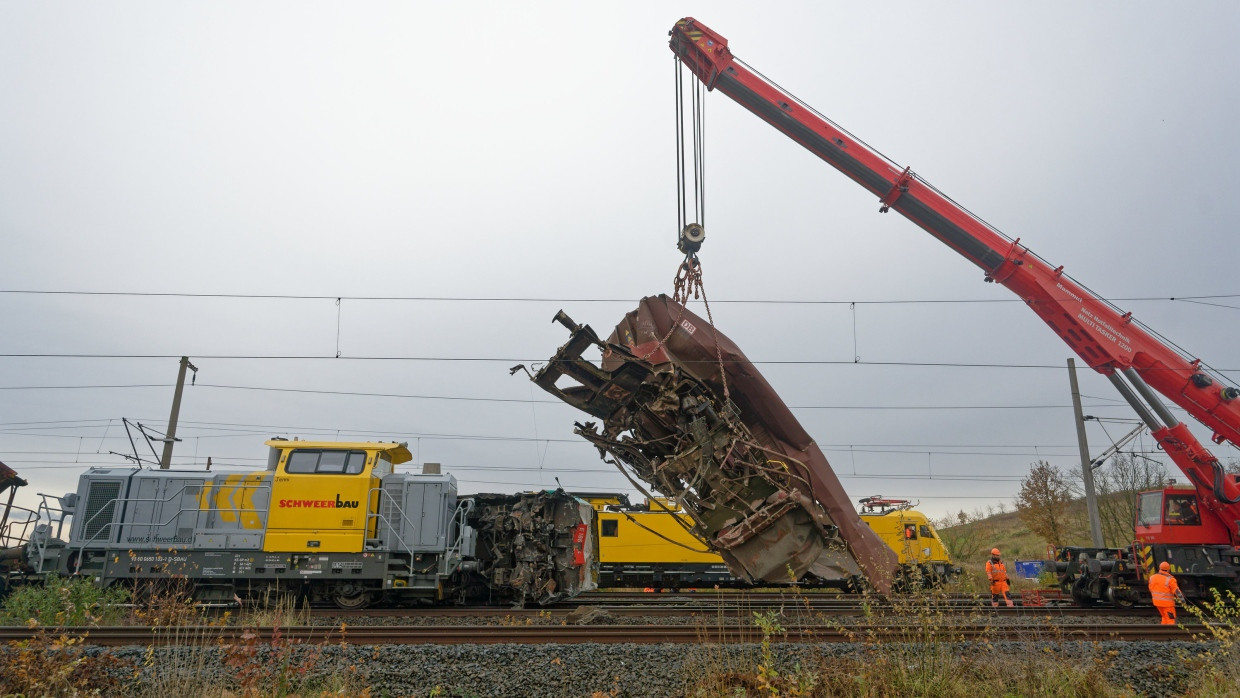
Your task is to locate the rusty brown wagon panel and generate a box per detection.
[524,295,898,594]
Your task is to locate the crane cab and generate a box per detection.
[1134,483,1232,547]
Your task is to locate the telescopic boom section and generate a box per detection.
[669,17,1240,527]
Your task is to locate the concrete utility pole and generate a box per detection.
[1068,358,1105,547]
[159,356,198,469]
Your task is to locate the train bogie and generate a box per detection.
[1055,543,1240,608]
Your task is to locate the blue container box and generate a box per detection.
[1013,560,1046,579]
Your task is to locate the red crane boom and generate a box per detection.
[669,17,1240,543]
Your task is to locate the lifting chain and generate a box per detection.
[643,253,731,405]
[672,255,703,305]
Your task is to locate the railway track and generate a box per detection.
[304,589,1147,619]
[574,591,1073,605]
[0,622,1201,646]
[314,603,1149,619]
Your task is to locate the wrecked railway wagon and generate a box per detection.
[527,295,899,594]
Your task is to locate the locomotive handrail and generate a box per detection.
[68,481,272,575]
[441,498,475,577]
[363,486,476,581]
[363,485,422,578]
[0,504,39,549]
[15,493,72,574]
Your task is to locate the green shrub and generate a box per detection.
[0,574,130,626]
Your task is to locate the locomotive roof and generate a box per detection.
[265,439,413,464]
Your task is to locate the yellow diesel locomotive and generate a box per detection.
[6,438,598,607]
[585,493,955,589]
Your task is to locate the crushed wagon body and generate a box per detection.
[526,295,898,594]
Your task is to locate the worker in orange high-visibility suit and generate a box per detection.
[1148,561,1185,625]
[985,548,1014,607]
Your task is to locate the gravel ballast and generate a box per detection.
[93,639,1216,697]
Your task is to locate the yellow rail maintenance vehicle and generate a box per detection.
[857,496,958,586]
[583,493,956,589]
[586,494,733,588]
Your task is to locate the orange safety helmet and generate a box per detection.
[991,548,1001,556]
[1159,561,1170,572]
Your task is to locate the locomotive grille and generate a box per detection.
[83,481,121,542]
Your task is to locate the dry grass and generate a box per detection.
[1180,589,1240,696]
[4,579,1239,696]
[0,630,135,696]
[683,587,1134,698]
[0,581,368,697]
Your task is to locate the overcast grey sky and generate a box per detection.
[2,2,1238,523]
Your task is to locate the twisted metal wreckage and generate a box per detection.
[520,294,899,594]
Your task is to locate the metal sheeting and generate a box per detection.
[529,294,898,594]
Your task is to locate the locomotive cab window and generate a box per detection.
[600,519,619,537]
[372,453,392,478]
[285,450,368,475]
[919,525,934,539]
[903,524,917,540]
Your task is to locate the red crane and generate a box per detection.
[668,18,1240,566]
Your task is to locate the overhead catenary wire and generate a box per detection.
[2,289,1238,304]
[0,428,1116,457]
[0,383,1132,411]
[7,353,1240,373]
[0,455,1102,484]
[2,287,1240,304]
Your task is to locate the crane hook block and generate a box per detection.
[678,223,706,254]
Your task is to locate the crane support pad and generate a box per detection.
[528,295,898,594]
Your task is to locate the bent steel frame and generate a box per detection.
[527,296,897,594]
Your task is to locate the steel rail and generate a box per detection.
[313,604,1150,619]
[0,623,1201,646]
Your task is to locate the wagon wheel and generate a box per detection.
[1070,582,1095,607]
[331,585,373,610]
[1110,587,1137,609]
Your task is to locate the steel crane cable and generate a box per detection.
[674,57,686,237]
[673,59,706,242]
[691,71,705,231]
[665,60,729,403]
[672,57,707,258]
